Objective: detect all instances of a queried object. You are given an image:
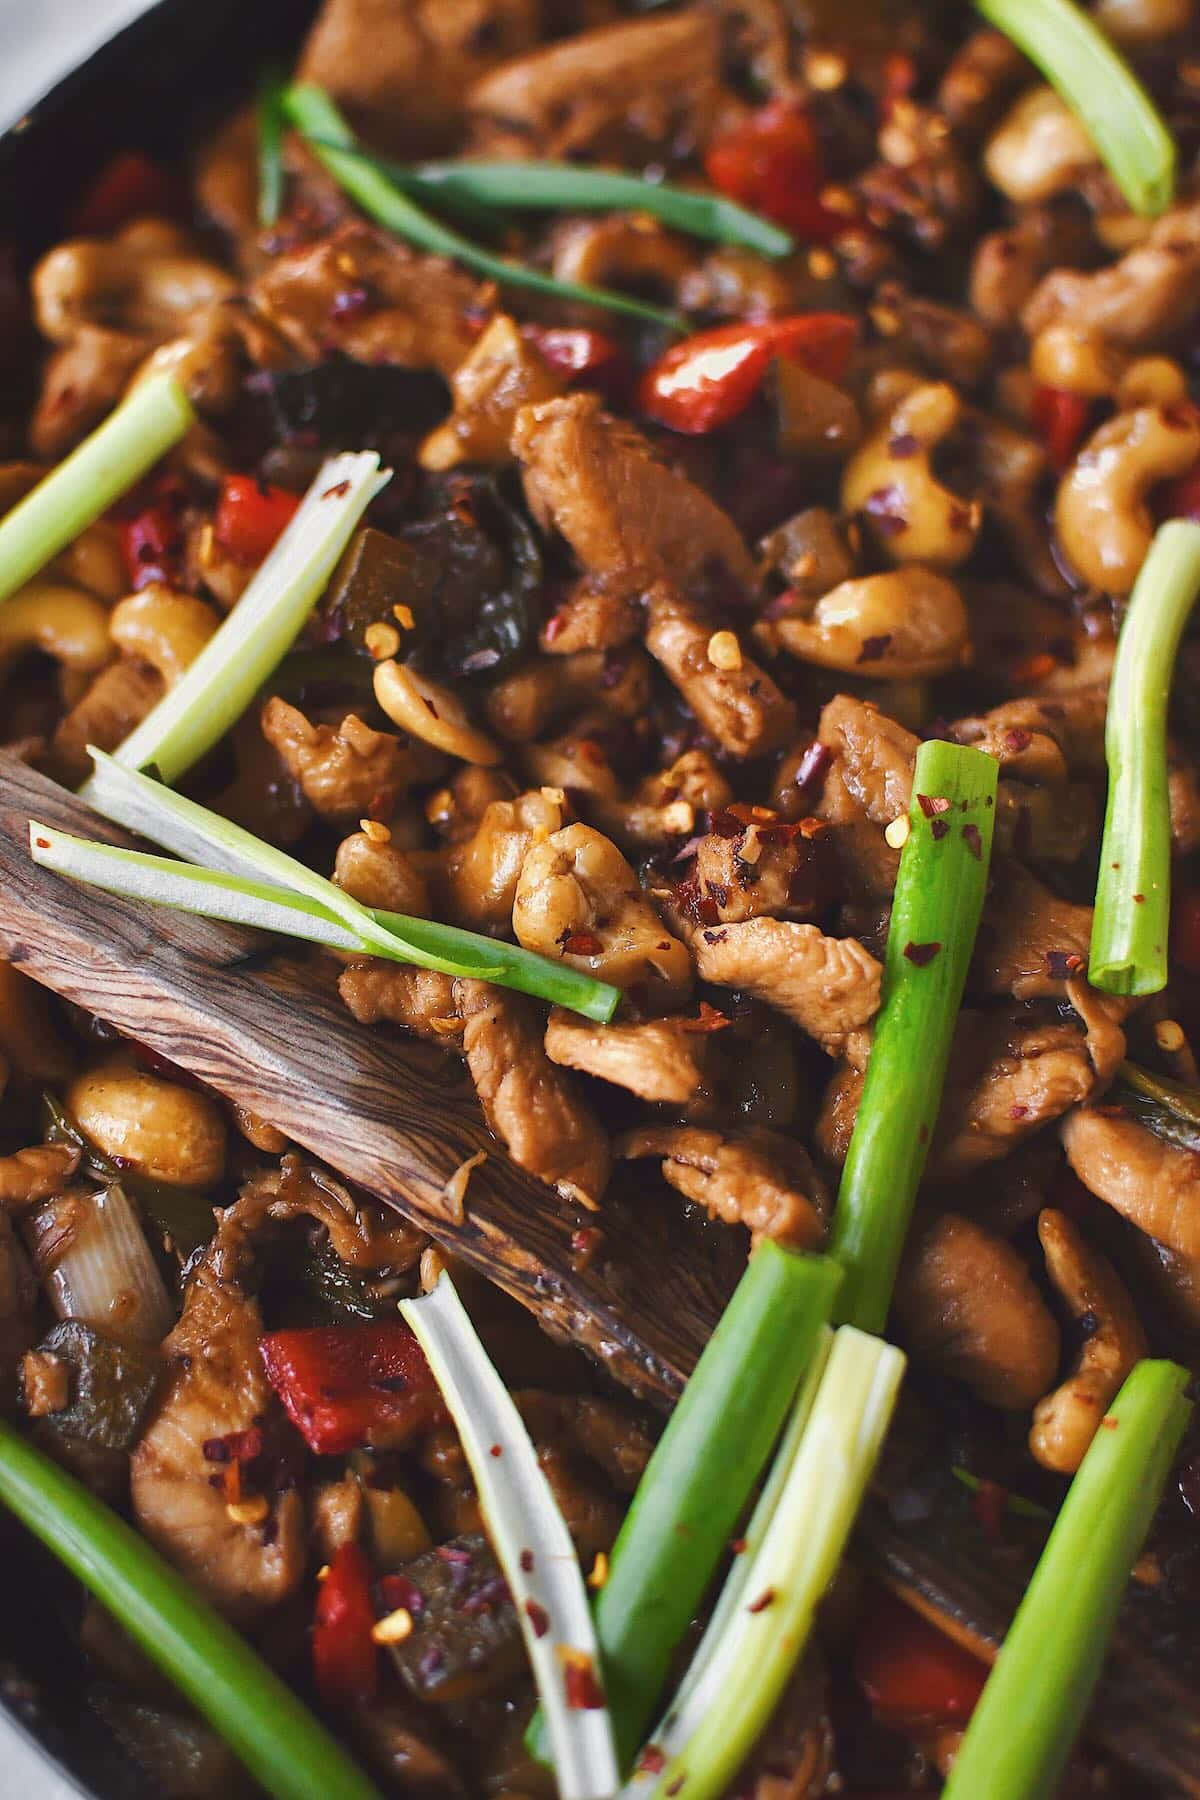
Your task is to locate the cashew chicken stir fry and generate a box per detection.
[4,0,1200,1793]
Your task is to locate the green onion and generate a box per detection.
[1118,1059,1200,1128]
[280,84,684,330]
[950,1466,1053,1522]
[84,451,390,791]
[974,0,1175,216]
[530,1245,842,1772]
[401,1276,618,1800]
[0,1417,381,1800]
[642,1328,905,1800]
[0,374,194,609]
[829,740,998,1334]
[1090,521,1200,996]
[308,146,793,260]
[258,71,287,229]
[943,1359,1191,1800]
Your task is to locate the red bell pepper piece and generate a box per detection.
[639,313,856,435]
[525,325,625,385]
[260,1322,445,1456]
[1172,884,1200,976]
[854,1590,988,1729]
[119,502,184,591]
[1160,463,1200,523]
[213,476,302,567]
[1031,385,1092,471]
[313,1543,379,1708]
[68,151,177,237]
[704,100,845,241]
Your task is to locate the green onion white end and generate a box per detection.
[0,374,194,610]
[401,1275,620,1800]
[88,451,390,790]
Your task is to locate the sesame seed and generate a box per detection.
[372,1607,414,1645]
[392,602,415,629]
[884,814,910,850]
[1155,1019,1186,1053]
[707,630,743,671]
[365,621,401,660]
[226,1496,270,1526]
[360,818,392,844]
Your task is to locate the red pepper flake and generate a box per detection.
[1004,728,1033,754]
[563,1652,606,1710]
[1045,949,1084,980]
[888,432,920,459]
[903,941,941,966]
[378,1573,425,1617]
[857,632,893,663]
[544,611,567,644]
[678,1001,732,1035]
[1133,893,1146,905]
[667,1781,685,1799]
[489,1444,503,1458]
[560,929,603,957]
[202,1426,263,1464]
[962,823,983,860]
[330,285,371,320]
[1009,1104,1029,1120]
[520,1550,535,1573]
[34,836,50,850]
[322,480,351,499]
[916,793,952,817]
[793,741,831,796]
[747,1588,776,1614]
[638,1746,667,1775]
[730,1537,749,1554]
[436,1544,473,1567]
[1102,1416,1120,1430]
[930,818,949,841]
[702,928,729,945]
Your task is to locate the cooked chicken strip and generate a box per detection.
[619,1125,828,1249]
[692,917,882,1054]
[544,1011,710,1105]
[1061,1105,1200,1259]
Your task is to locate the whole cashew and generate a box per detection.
[33,232,237,344]
[1030,1208,1147,1474]
[333,830,431,918]
[1055,405,1200,592]
[66,1057,227,1187]
[52,523,127,601]
[763,567,968,678]
[373,660,501,767]
[420,314,563,472]
[0,582,112,674]
[984,87,1098,204]
[445,789,565,934]
[551,217,694,295]
[842,382,982,568]
[1031,324,1188,410]
[109,587,221,687]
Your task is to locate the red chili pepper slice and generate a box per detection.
[854,1589,988,1728]
[312,1543,379,1708]
[260,1321,445,1456]
[119,503,184,591]
[704,100,845,240]
[1030,385,1092,472]
[213,476,302,567]
[1172,885,1200,976]
[1160,463,1200,523]
[639,313,856,435]
[67,151,177,237]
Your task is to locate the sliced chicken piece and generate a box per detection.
[0,1145,80,1212]
[299,0,539,156]
[131,1259,305,1623]
[1030,1209,1147,1474]
[973,862,1093,1000]
[261,698,414,823]
[1023,196,1200,349]
[894,1212,1061,1409]
[544,1011,710,1105]
[678,821,832,927]
[421,314,563,470]
[455,980,610,1208]
[250,223,481,376]
[1061,1105,1200,1259]
[468,12,723,161]
[812,694,919,898]
[51,659,164,786]
[339,962,462,1046]
[692,917,882,1055]
[511,394,754,602]
[619,1125,828,1250]
[643,583,796,760]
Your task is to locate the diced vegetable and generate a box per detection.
[638,314,856,435]
[383,1534,524,1702]
[830,740,999,1333]
[26,1183,173,1348]
[0,1419,383,1799]
[704,100,844,240]
[973,0,1175,216]
[313,1543,380,1708]
[943,1360,1191,1799]
[259,1322,445,1456]
[854,1590,988,1728]
[0,375,194,610]
[119,490,185,591]
[1091,520,1200,995]
[524,326,630,400]
[402,1275,619,1800]
[29,1319,162,1455]
[1030,385,1091,471]
[213,476,302,566]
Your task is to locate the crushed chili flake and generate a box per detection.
[436,1544,473,1566]
[519,1549,535,1574]
[930,818,950,841]
[730,1537,749,1554]
[489,1444,503,1458]
[34,836,50,850]
[962,822,983,860]
[678,1001,732,1035]
[793,741,832,796]
[903,940,941,966]
[1009,1104,1029,1120]
[639,1746,667,1775]
[857,632,893,663]
[666,1781,685,1798]
[1045,949,1085,980]
[1004,727,1033,754]
[1133,893,1146,905]
[702,928,729,945]
[746,1588,776,1614]
[560,929,603,956]
[379,1573,425,1617]
[888,431,920,458]
[322,479,351,499]
[561,1649,606,1710]
[863,483,909,537]
[916,793,952,817]
[202,1427,263,1464]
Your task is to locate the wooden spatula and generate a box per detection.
[1,751,1197,1794]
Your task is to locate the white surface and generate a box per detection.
[0,3,157,1784]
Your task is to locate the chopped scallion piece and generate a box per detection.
[308,146,793,259]
[1090,520,1200,996]
[401,1275,619,1800]
[0,1418,382,1800]
[258,71,287,229]
[529,1245,842,1772]
[281,84,684,330]
[829,740,998,1334]
[974,0,1175,216]
[642,1328,905,1800]
[943,1359,1191,1800]
[0,374,194,609]
[86,451,390,790]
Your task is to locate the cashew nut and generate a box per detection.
[762,567,968,678]
[109,587,221,688]
[373,660,501,767]
[513,822,692,1000]
[0,582,112,674]
[33,229,237,345]
[842,383,981,568]
[66,1057,227,1187]
[420,314,563,472]
[1030,324,1127,398]
[51,523,127,602]
[333,830,431,918]
[445,789,564,934]
[551,216,694,295]
[984,87,1099,204]
[1055,405,1200,593]
[1030,1208,1147,1473]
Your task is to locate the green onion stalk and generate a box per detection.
[530,1245,842,1771]
[829,739,999,1332]
[944,1359,1191,1800]
[974,0,1175,215]
[280,84,684,329]
[0,1418,382,1800]
[1090,519,1200,996]
[258,71,287,228]
[0,375,194,609]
